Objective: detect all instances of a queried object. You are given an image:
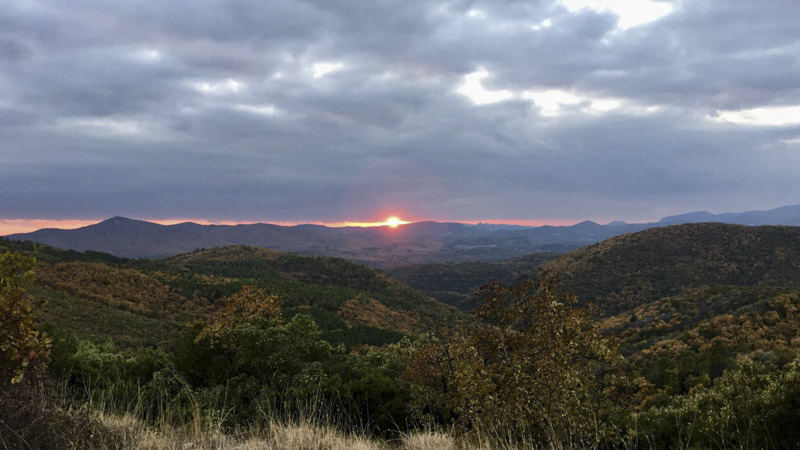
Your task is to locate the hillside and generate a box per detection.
[524,223,800,406]
[163,246,460,335]
[543,223,800,314]
[391,223,800,367]
[0,239,460,347]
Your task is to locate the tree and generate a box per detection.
[404,271,630,447]
[172,286,341,424]
[0,251,50,384]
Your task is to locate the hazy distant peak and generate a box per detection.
[658,211,717,224]
[572,220,601,229]
[98,216,152,226]
[658,204,800,226]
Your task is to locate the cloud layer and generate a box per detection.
[2,0,799,223]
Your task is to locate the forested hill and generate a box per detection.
[544,223,800,314]
[163,246,460,335]
[0,239,461,347]
[393,223,800,314]
[388,223,800,408]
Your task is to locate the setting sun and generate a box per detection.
[385,216,404,228]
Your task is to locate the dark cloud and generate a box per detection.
[1,0,800,224]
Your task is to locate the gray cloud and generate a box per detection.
[1,0,800,224]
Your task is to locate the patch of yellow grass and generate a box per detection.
[99,414,558,450]
[402,431,457,450]
[100,415,389,450]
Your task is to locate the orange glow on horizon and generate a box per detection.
[0,219,100,236]
[0,216,626,236]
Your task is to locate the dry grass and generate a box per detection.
[401,431,457,450]
[100,414,392,450]
[97,412,599,450]
[95,414,491,450]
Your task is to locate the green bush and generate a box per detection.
[638,355,800,448]
[1,251,50,384]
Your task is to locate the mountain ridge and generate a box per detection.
[6,204,800,266]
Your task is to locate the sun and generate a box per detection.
[385,216,403,228]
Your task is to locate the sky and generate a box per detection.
[1,0,800,233]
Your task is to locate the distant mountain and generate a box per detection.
[5,217,476,266]
[2,216,601,266]
[658,204,800,226]
[6,204,800,266]
[463,223,535,231]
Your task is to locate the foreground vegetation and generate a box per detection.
[2,224,800,449]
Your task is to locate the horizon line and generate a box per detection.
[0,216,626,236]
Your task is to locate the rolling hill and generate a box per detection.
[0,239,461,348]
[392,223,800,327]
[5,222,800,385]
[543,223,800,314]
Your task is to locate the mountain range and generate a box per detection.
[5,204,800,267]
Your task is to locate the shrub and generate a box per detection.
[404,272,631,447]
[1,251,50,384]
[638,355,800,448]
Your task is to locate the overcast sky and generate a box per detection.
[1,0,799,228]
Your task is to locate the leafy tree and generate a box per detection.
[404,271,631,447]
[173,286,341,424]
[0,251,50,384]
[638,355,800,448]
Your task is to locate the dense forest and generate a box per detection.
[389,252,562,311]
[2,223,800,449]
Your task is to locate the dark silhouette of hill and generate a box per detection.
[6,204,800,266]
[5,217,479,266]
[658,204,800,225]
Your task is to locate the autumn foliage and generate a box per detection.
[0,252,50,384]
[404,271,630,447]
